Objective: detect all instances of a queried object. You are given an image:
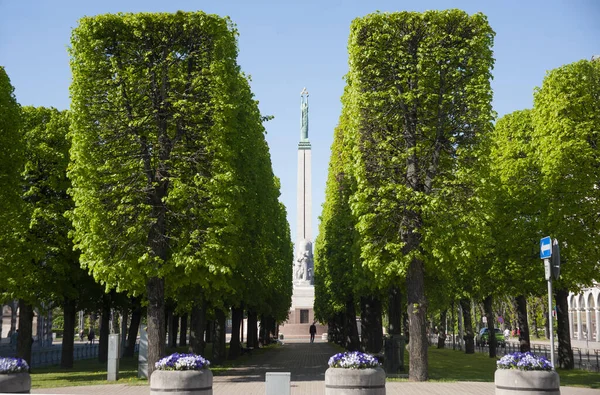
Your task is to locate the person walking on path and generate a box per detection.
[309,322,316,343]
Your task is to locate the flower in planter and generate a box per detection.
[328,351,380,369]
[155,353,210,371]
[497,352,553,371]
[0,357,29,374]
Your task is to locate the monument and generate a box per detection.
[279,88,325,339]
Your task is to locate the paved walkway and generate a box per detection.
[32,340,600,395]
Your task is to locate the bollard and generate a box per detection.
[265,372,290,395]
[108,334,120,381]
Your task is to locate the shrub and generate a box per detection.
[155,353,210,371]
[497,352,553,371]
[0,357,29,374]
[328,351,380,369]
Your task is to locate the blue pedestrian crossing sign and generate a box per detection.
[540,236,552,259]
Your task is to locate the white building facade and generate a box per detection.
[568,282,600,341]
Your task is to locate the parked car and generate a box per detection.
[476,327,505,346]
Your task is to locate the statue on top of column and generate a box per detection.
[300,87,309,141]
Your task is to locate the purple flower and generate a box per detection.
[155,353,210,371]
[497,352,553,371]
[0,357,29,374]
[328,351,380,369]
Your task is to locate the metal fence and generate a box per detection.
[0,342,139,368]
[428,334,600,372]
[30,344,100,368]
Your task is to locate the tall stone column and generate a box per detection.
[281,88,325,340]
[585,308,592,340]
[576,308,583,339]
[595,308,600,341]
[294,87,313,286]
[569,309,574,339]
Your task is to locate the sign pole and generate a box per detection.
[540,236,558,370]
[545,258,556,369]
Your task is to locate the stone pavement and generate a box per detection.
[31,340,600,395]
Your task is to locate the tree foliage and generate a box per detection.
[68,11,290,373]
[0,67,24,297]
[533,59,600,291]
[533,58,600,368]
[319,10,495,380]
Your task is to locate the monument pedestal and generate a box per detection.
[279,285,326,339]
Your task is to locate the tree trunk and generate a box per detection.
[169,314,179,348]
[484,295,496,358]
[260,315,275,345]
[460,298,474,354]
[360,295,383,354]
[406,256,428,381]
[146,276,165,378]
[61,298,76,368]
[204,320,213,343]
[247,310,258,348]
[212,309,226,365]
[345,298,360,351]
[259,315,267,345]
[437,309,447,349]
[531,298,540,339]
[98,296,110,363]
[327,317,340,345]
[515,294,530,352]
[403,310,410,344]
[450,302,455,350]
[335,312,345,345]
[180,314,188,347]
[555,287,574,369]
[17,300,34,366]
[189,304,205,355]
[111,309,119,334]
[10,300,18,337]
[120,307,128,354]
[229,306,242,359]
[124,299,142,358]
[166,305,173,348]
[388,285,402,336]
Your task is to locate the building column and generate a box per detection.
[569,309,574,339]
[595,308,600,341]
[576,308,583,340]
[585,308,592,340]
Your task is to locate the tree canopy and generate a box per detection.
[69,11,291,374]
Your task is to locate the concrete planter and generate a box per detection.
[325,367,386,395]
[0,372,31,394]
[150,369,213,395]
[495,369,560,395]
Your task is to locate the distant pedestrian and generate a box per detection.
[503,328,510,341]
[88,329,95,344]
[79,330,84,342]
[309,322,317,343]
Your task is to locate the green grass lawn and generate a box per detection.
[31,356,147,389]
[30,343,600,389]
[409,346,600,388]
[31,343,270,389]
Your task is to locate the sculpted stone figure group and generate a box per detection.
[294,239,313,284]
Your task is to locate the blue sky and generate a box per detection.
[1,0,598,246]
